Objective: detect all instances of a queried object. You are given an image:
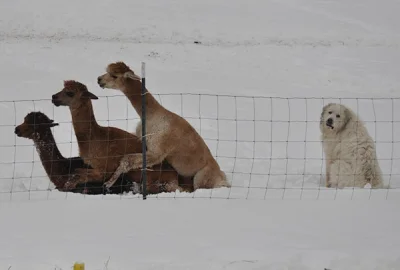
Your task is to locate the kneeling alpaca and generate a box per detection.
[14,111,133,194]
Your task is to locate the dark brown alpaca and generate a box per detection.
[51,80,193,193]
[14,112,134,195]
[97,62,230,190]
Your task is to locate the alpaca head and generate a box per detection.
[97,62,141,90]
[52,80,98,109]
[15,112,59,139]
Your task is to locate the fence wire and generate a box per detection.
[0,94,399,201]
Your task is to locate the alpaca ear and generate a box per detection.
[123,71,141,81]
[81,91,98,100]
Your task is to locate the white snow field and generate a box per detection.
[1,0,400,269]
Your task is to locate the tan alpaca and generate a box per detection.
[97,62,230,190]
[51,80,192,194]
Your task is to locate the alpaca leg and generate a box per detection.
[63,168,103,190]
[158,171,182,193]
[179,175,194,192]
[131,182,142,194]
[144,173,162,194]
[104,151,167,188]
[162,182,183,193]
[142,180,181,194]
[193,165,230,190]
[135,121,142,139]
[74,168,103,180]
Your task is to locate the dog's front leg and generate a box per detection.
[325,159,332,187]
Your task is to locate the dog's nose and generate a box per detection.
[97,77,101,84]
[326,118,333,125]
[14,127,20,135]
[52,94,57,100]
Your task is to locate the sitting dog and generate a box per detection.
[320,103,383,188]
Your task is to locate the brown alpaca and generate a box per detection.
[14,111,134,195]
[97,62,230,190]
[51,80,192,194]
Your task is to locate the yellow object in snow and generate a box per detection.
[73,262,85,270]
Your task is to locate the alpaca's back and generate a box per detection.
[80,126,142,177]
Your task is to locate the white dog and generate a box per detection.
[320,103,383,188]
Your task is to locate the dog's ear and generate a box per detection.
[342,107,352,128]
[334,105,353,133]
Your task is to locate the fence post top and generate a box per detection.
[141,62,146,78]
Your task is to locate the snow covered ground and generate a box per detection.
[1,199,400,270]
[1,0,400,269]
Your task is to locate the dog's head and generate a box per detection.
[320,103,352,133]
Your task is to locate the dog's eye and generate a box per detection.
[336,114,340,118]
[328,111,332,114]
[111,75,118,79]
[66,92,74,97]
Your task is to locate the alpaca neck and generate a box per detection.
[33,129,65,186]
[33,129,64,162]
[70,101,100,143]
[121,80,163,119]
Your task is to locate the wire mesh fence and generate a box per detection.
[0,94,399,201]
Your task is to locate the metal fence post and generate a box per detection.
[141,62,147,200]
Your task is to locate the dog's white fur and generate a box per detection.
[320,103,383,188]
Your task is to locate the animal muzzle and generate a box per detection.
[97,77,105,88]
[14,126,21,136]
[51,94,62,107]
[326,118,333,129]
